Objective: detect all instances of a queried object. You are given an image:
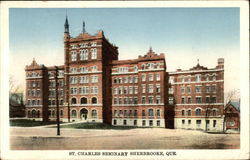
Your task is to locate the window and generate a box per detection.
[206,86,210,93]
[124,97,127,104]
[142,74,146,81]
[142,110,146,117]
[113,88,118,95]
[148,109,154,117]
[156,84,160,93]
[188,120,191,125]
[205,74,209,81]
[134,87,138,94]
[80,97,87,104]
[149,120,153,126]
[71,98,77,105]
[113,98,117,104]
[80,49,88,60]
[211,85,216,92]
[212,110,217,116]
[157,120,160,126]
[123,120,127,125]
[156,96,161,104]
[182,110,185,116]
[134,76,138,83]
[129,110,132,117]
[129,98,133,104]
[187,97,191,104]
[213,120,217,127]
[169,97,174,105]
[113,119,117,125]
[113,78,117,84]
[142,85,146,93]
[142,97,146,104]
[181,76,185,82]
[91,110,97,118]
[187,110,191,116]
[119,110,122,117]
[129,86,133,94]
[182,120,185,124]
[187,86,191,94]
[212,74,216,81]
[148,84,154,93]
[169,87,173,94]
[134,110,138,117]
[196,97,202,104]
[114,110,117,116]
[196,109,202,116]
[156,74,160,81]
[205,97,210,103]
[91,76,98,83]
[91,48,97,59]
[129,76,133,83]
[149,74,153,81]
[124,77,128,83]
[91,66,97,72]
[71,51,77,61]
[195,86,201,93]
[181,87,185,94]
[169,77,174,83]
[119,87,123,95]
[195,75,201,82]
[196,120,202,128]
[142,120,146,126]
[134,120,137,126]
[92,97,97,104]
[187,76,191,82]
[134,97,138,104]
[157,109,160,117]
[181,97,185,104]
[118,77,122,83]
[124,87,128,94]
[119,98,122,104]
[149,96,154,104]
[60,110,63,117]
[71,110,77,118]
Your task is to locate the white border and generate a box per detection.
[0,1,249,160]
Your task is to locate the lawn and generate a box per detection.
[10,119,59,127]
[60,122,139,130]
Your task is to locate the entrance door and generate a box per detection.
[206,120,210,131]
[80,108,88,120]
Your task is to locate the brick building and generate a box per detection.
[25,17,225,130]
[224,101,240,132]
[168,59,225,132]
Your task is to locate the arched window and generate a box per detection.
[182,110,185,116]
[71,110,77,118]
[196,108,202,116]
[71,98,77,104]
[156,109,160,117]
[80,50,84,60]
[37,110,40,118]
[187,110,192,116]
[91,48,97,59]
[31,110,36,118]
[142,110,146,116]
[80,97,87,104]
[52,110,55,117]
[92,97,97,104]
[60,110,63,117]
[212,110,216,116]
[91,110,97,118]
[148,109,154,117]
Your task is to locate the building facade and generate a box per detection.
[224,101,240,132]
[168,59,225,132]
[25,17,225,131]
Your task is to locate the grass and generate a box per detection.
[60,122,139,130]
[10,119,59,127]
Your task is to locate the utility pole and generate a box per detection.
[54,66,60,136]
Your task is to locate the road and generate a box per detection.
[10,127,240,150]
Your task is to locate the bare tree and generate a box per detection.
[225,89,240,105]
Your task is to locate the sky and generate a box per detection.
[9,8,240,95]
